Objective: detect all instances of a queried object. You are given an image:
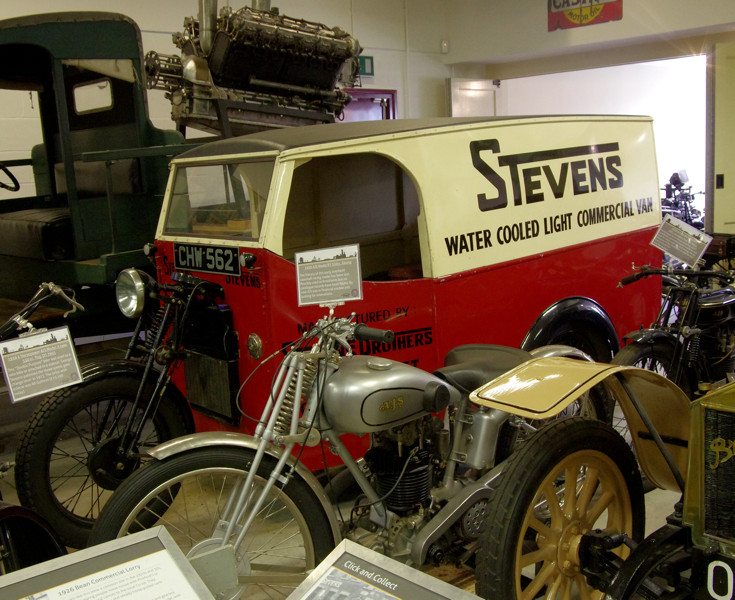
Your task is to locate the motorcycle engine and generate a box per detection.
[365,416,445,514]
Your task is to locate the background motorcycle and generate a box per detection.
[0,282,80,572]
[87,310,606,599]
[14,267,199,549]
[613,265,735,399]
[661,170,704,230]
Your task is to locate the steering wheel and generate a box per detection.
[0,163,20,192]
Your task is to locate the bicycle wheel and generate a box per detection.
[15,374,192,548]
[476,418,644,600]
[613,341,691,397]
[611,341,691,463]
[89,447,335,600]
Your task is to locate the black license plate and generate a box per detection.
[174,243,241,276]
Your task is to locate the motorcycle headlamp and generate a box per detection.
[116,268,148,319]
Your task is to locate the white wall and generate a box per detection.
[446,0,735,68]
[0,0,452,123]
[0,1,718,200]
[496,55,707,193]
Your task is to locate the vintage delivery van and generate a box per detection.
[148,115,661,433]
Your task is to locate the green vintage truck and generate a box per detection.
[0,5,359,334]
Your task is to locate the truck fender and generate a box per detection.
[79,359,195,433]
[521,296,619,361]
[148,431,342,545]
[471,356,690,493]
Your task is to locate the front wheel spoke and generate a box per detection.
[519,544,555,569]
[49,457,90,482]
[563,466,577,517]
[49,445,88,465]
[521,560,557,600]
[585,489,614,525]
[527,515,554,539]
[576,573,594,600]
[575,466,600,516]
[540,481,563,521]
[56,478,99,513]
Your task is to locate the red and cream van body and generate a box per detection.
[151,116,661,440]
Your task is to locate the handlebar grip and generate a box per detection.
[619,272,645,286]
[354,324,395,344]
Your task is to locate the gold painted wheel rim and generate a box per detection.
[514,449,633,600]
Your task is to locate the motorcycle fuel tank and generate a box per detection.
[323,355,450,435]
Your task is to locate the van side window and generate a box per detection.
[283,153,422,280]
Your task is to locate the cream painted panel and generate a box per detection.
[709,41,735,234]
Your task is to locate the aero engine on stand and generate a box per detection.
[145,0,362,136]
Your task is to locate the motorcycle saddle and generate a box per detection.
[434,344,531,394]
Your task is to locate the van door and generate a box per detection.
[273,151,439,369]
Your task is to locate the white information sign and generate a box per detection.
[23,548,198,600]
[0,527,214,600]
[288,539,477,600]
[295,244,363,306]
[0,326,82,402]
[651,214,712,267]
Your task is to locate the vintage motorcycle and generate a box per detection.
[15,257,610,551]
[0,282,79,572]
[661,170,704,230]
[14,267,200,549]
[613,264,735,399]
[87,308,606,599]
[470,353,733,600]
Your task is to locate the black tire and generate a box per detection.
[14,374,192,549]
[89,447,335,599]
[476,418,644,600]
[613,341,692,398]
[0,502,66,574]
[611,341,692,471]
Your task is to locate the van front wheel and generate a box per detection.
[475,417,644,600]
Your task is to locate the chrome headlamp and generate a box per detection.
[115,268,148,318]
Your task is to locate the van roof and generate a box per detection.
[176,116,544,159]
[177,115,649,160]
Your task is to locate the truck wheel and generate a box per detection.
[14,375,192,549]
[88,447,335,599]
[475,418,644,600]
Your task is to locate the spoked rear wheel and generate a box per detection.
[476,418,644,600]
[88,447,335,600]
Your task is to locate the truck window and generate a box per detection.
[164,159,274,240]
[283,153,422,280]
[72,78,113,114]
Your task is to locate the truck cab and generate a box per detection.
[0,6,359,334]
[0,12,188,330]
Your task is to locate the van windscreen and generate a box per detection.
[163,159,275,240]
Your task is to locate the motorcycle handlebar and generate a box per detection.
[354,323,395,344]
[619,266,735,286]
